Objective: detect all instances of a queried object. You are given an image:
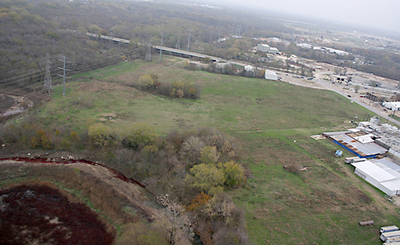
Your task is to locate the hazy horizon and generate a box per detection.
[176,0,400,34]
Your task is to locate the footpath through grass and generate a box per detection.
[36,59,400,244]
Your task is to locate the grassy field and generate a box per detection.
[33,58,400,244]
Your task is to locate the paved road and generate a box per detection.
[316,78,400,126]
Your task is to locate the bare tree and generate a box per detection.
[156,194,194,244]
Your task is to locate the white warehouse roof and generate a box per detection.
[353,161,396,183]
[352,159,400,196]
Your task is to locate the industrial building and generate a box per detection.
[383,101,400,111]
[366,92,386,102]
[323,130,388,158]
[257,44,280,54]
[333,75,350,83]
[322,117,400,197]
[352,158,400,196]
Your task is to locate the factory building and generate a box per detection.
[257,44,280,54]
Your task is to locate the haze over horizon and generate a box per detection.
[182,0,399,34]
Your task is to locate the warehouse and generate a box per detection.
[352,158,400,196]
[323,131,388,158]
[257,44,280,54]
[382,101,400,111]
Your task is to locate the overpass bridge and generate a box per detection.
[86,33,222,61]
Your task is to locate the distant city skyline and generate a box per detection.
[190,0,399,33]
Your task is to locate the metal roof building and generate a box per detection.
[257,44,280,54]
[352,158,400,196]
[382,101,400,111]
[323,131,388,158]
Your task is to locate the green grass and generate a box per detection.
[390,113,400,121]
[30,59,400,244]
[38,60,373,134]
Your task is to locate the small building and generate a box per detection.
[257,44,280,54]
[264,70,278,80]
[383,101,400,111]
[366,92,385,102]
[244,65,254,72]
[257,44,270,52]
[297,43,313,49]
[333,75,349,83]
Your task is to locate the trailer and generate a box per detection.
[345,156,366,164]
[381,231,400,242]
[385,236,400,244]
[381,226,399,233]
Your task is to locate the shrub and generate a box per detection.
[186,192,211,211]
[30,129,53,149]
[219,161,246,187]
[119,123,157,150]
[88,123,116,148]
[138,75,154,90]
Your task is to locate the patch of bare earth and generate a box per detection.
[0,183,115,245]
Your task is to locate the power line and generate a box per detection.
[1,47,146,100]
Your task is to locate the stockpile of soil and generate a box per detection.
[0,184,115,245]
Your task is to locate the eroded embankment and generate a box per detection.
[0,157,159,222]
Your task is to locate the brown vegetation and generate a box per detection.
[0,182,115,245]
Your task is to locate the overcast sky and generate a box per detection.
[199,0,400,33]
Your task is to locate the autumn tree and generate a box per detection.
[184,163,224,196]
[137,75,154,91]
[119,123,157,150]
[88,123,116,148]
[219,161,246,187]
[199,146,220,165]
[186,192,211,212]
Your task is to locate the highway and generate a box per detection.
[86,33,223,61]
